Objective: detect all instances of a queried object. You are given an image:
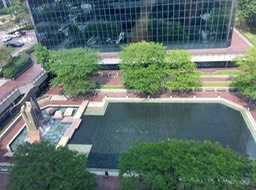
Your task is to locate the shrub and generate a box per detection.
[24,45,35,55]
[0,9,9,15]
[19,25,33,30]
[3,53,32,79]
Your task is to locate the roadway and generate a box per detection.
[0,30,37,56]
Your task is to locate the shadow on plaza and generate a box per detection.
[232,91,256,111]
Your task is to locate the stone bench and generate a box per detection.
[56,136,69,148]
[204,88,215,92]
[61,116,73,124]
[74,100,88,119]
[64,108,73,117]
[53,110,63,119]
[64,119,82,138]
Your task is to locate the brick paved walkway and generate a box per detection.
[0,64,43,100]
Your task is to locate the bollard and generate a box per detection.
[105,171,109,179]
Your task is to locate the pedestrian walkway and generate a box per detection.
[0,64,43,100]
[0,79,8,87]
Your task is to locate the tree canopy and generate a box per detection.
[166,50,201,92]
[236,0,256,32]
[119,41,200,95]
[232,47,256,100]
[0,46,13,68]
[119,140,255,190]
[8,141,97,190]
[3,0,32,28]
[34,43,52,72]
[49,47,100,95]
[34,45,101,95]
[119,41,168,95]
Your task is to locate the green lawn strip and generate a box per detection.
[99,85,126,89]
[100,83,231,88]
[197,70,240,76]
[0,14,11,20]
[243,32,256,45]
[210,70,241,75]
[202,81,231,87]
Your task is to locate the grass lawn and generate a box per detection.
[99,85,126,89]
[0,14,11,20]
[202,81,231,87]
[198,70,241,76]
[243,32,256,45]
[100,83,231,88]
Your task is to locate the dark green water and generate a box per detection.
[70,102,256,169]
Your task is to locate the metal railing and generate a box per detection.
[0,162,11,173]
[0,70,46,105]
[190,51,245,57]
[99,51,246,59]
[0,87,20,105]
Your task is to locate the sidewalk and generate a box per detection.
[0,64,43,100]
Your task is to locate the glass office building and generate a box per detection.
[27,0,237,51]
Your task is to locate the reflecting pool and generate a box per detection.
[70,102,256,169]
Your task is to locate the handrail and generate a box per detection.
[190,51,245,56]
[100,51,246,58]
[0,70,46,105]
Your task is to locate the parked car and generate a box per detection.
[3,35,12,42]
[12,31,22,38]
[6,41,24,47]
[19,30,26,36]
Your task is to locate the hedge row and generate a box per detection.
[3,54,32,79]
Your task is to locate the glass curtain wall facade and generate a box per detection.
[27,0,237,51]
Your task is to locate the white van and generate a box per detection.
[3,35,12,42]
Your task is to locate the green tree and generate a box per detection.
[8,0,32,26]
[232,47,256,100]
[0,46,13,68]
[119,41,168,95]
[50,47,100,95]
[8,141,97,190]
[34,44,52,72]
[236,0,256,32]
[119,140,255,190]
[166,50,201,92]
